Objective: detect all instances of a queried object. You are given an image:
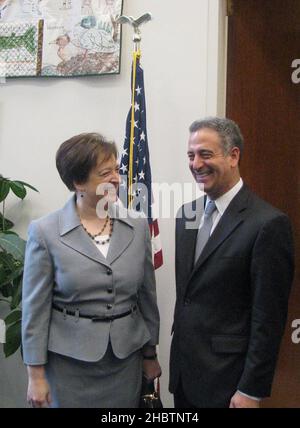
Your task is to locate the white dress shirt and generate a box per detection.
[200,178,244,235]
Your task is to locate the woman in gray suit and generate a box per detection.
[22,133,161,408]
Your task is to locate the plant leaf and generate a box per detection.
[0,179,10,202]
[9,181,27,200]
[5,310,22,325]
[0,250,16,271]
[0,213,14,232]
[0,252,20,288]
[0,251,15,287]
[14,181,39,193]
[0,264,23,288]
[0,233,26,261]
[0,230,18,236]
[3,320,21,357]
[0,270,7,286]
[11,276,23,309]
[0,283,12,297]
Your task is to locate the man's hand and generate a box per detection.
[229,391,260,408]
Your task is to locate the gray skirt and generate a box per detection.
[45,343,142,408]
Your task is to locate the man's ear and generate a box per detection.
[230,147,240,167]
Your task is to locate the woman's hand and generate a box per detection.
[27,365,52,408]
[142,358,162,381]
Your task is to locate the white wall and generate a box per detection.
[0,0,227,408]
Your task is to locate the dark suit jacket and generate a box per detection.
[169,185,294,408]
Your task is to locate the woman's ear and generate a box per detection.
[73,181,85,193]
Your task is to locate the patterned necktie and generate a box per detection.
[194,200,217,264]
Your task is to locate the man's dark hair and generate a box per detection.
[56,132,118,191]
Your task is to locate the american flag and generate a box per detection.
[119,53,163,269]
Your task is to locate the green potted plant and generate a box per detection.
[0,175,38,357]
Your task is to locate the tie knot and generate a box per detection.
[204,200,216,217]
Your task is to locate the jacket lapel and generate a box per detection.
[58,197,134,268]
[106,201,134,264]
[60,225,110,267]
[187,185,250,285]
[106,219,134,265]
[59,196,110,267]
[177,198,205,278]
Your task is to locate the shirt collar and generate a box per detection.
[207,178,243,216]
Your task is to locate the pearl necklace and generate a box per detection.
[81,216,114,245]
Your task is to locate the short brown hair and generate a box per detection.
[56,133,118,191]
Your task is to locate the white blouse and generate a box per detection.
[93,235,110,258]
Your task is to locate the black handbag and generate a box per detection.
[139,377,163,408]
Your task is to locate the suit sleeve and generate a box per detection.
[22,221,54,365]
[137,219,160,346]
[238,214,294,397]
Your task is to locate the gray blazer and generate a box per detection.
[22,196,159,365]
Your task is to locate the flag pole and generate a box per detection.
[117,12,163,375]
[117,13,152,207]
[118,13,163,270]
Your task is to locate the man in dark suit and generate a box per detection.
[169,117,294,408]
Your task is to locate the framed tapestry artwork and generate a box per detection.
[0,0,123,78]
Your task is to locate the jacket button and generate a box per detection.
[106,270,112,275]
[107,288,113,294]
[107,304,113,310]
[184,299,191,306]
